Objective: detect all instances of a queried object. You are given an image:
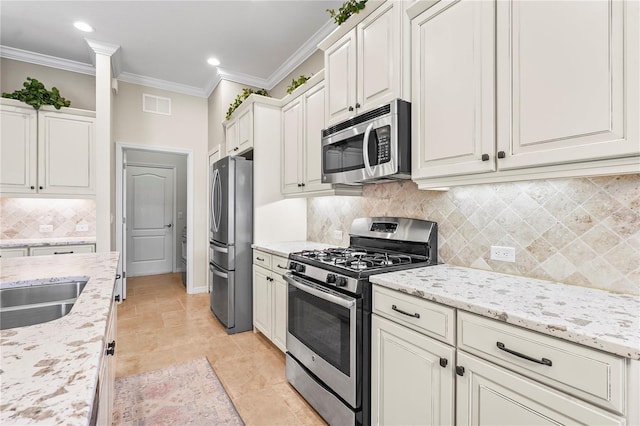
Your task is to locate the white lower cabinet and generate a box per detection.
[456,351,625,426]
[372,285,635,425]
[96,287,117,425]
[252,250,288,352]
[371,314,455,426]
[29,244,95,256]
[0,247,28,258]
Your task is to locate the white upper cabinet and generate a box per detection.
[0,99,96,196]
[496,0,638,169]
[225,106,253,156]
[321,1,406,125]
[411,0,496,180]
[409,0,639,189]
[280,73,362,197]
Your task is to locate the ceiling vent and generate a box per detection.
[143,93,171,115]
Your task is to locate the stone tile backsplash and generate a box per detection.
[0,198,96,239]
[307,175,640,295]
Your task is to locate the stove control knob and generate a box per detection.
[289,262,298,271]
[326,273,336,284]
[336,277,348,287]
[295,263,306,273]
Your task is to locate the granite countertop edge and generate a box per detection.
[251,240,335,258]
[370,264,640,360]
[0,252,120,425]
[1,237,97,248]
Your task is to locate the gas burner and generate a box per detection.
[350,251,368,257]
[350,261,369,270]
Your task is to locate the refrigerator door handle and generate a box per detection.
[212,168,222,232]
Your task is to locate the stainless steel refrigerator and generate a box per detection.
[209,156,253,334]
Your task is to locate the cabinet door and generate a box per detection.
[38,111,96,195]
[496,0,639,169]
[236,108,253,154]
[0,103,37,193]
[252,265,272,338]
[0,247,28,258]
[456,351,625,426]
[225,120,238,156]
[411,0,496,180]
[357,0,402,113]
[97,299,117,426]
[325,29,357,125]
[303,82,332,193]
[272,274,287,352]
[281,98,303,194]
[371,314,455,426]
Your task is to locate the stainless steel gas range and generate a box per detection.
[284,217,438,426]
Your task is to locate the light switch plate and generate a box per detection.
[76,224,89,232]
[39,224,53,233]
[332,230,343,240]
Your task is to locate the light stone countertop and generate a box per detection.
[0,252,120,425]
[370,265,640,360]
[0,237,97,249]
[251,241,336,258]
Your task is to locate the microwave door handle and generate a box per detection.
[362,122,375,177]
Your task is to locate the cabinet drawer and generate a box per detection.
[252,250,271,269]
[271,255,289,274]
[0,247,28,258]
[457,311,626,414]
[373,285,455,345]
[29,244,95,256]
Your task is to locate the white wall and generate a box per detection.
[113,81,209,293]
[1,58,96,110]
[269,49,325,99]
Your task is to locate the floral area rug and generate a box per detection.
[113,358,244,425]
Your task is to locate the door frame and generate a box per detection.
[115,142,194,299]
[125,162,177,277]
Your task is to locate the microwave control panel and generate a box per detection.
[375,127,391,164]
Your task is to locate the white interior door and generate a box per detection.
[126,165,175,276]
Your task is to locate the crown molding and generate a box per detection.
[204,72,224,98]
[215,67,270,89]
[117,72,208,98]
[265,19,335,89]
[0,45,95,76]
[85,39,120,56]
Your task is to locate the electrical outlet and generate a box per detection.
[332,230,343,240]
[39,224,53,233]
[76,224,89,232]
[490,245,515,262]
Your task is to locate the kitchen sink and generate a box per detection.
[0,281,87,330]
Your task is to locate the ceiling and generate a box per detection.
[0,1,342,97]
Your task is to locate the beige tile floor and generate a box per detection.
[115,272,326,426]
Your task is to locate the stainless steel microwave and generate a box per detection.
[321,99,411,184]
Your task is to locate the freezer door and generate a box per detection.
[210,262,235,329]
[210,240,235,270]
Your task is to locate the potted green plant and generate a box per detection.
[226,88,269,120]
[286,75,312,95]
[2,77,71,110]
[327,0,368,25]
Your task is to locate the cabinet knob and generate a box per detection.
[348,106,354,112]
[30,186,35,190]
[234,147,239,151]
[300,183,305,187]
[497,151,506,159]
[439,358,448,368]
[456,366,465,376]
[297,183,302,187]
[39,186,44,190]
[481,154,490,161]
[355,103,361,109]
[106,340,116,356]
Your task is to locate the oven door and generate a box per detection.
[285,273,361,408]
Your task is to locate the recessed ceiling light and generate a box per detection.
[73,21,94,32]
[207,57,221,66]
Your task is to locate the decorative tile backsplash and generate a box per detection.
[0,198,96,239]
[308,175,640,295]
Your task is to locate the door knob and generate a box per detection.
[166,224,172,228]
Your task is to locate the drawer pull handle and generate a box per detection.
[54,251,74,255]
[497,342,552,366]
[391,304,420,319]
[256,257,265,261]
[277,264,288,269]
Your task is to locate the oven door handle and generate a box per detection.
[284,274,355,309]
